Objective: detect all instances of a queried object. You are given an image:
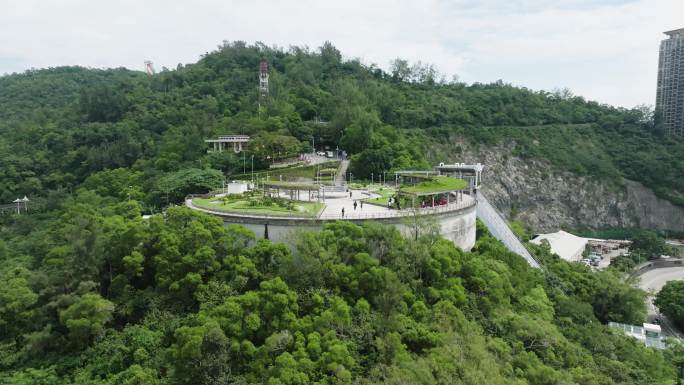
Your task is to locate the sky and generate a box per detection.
[0,0,683,108]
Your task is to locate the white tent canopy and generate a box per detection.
[530,230,588,262]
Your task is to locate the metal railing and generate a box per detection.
[476,193,540,268]
[217,135,250,141]
[0,203,17,213]
[322,185,347,193]
[317,200,475,220]
[187,197,475,222]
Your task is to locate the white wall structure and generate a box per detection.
[187,197,477,251]
[227,182,249,194]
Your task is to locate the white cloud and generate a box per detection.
[0,0,682,107]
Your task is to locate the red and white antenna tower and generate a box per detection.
[144,60,156,75]
[259,60,269,98]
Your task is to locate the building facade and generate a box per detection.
[656,28,684,138]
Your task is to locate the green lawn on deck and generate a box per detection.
[399,176,468,195]
[193,197,323,217]
[365,187,396,206]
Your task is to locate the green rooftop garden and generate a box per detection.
[193,195,323,217]
[399,176,468,196]
[365,186,396,207]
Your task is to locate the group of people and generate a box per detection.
[387,196,401,210]
[341,199,363,217]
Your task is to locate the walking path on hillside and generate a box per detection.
[336,160,349,186]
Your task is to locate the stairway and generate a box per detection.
[476,192,540,268]
[336,160,349,186]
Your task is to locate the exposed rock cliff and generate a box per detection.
[433,140,684,232]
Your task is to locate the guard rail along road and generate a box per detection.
[476,192,541,268]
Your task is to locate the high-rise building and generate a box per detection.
[656,28,684,137]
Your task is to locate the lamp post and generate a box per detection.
[251,155,254,185]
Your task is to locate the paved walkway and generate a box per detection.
[336,160,349,186]
[318,189,390,218]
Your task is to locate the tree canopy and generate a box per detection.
[0,40,683,384]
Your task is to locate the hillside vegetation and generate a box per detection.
[0,41,683,384]
[0,196,680,384]
[0,41,682,211]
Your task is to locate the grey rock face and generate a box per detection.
[450,142,684,232]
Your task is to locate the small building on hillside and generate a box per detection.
[530,230,588,262]
[609,322,666,349]
[205,135,250,153]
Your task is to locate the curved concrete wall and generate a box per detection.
[190,201,477,251]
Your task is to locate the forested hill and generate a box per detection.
[1,42,684,384]
[1,41,683,212]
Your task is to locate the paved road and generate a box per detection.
[639,267,684,292]
[638,267,684,338]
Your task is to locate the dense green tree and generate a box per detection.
[149,168,223,206]
[0,41,682,385]
[0,267,38,338]
[654,280,684,330]
[59,293,115,347]
[630,231,673,259]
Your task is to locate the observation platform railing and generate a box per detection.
[186,197,475,222]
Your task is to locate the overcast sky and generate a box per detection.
[0,0,682,108]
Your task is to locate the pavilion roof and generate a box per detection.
[398,176,468,197]
[262,181,321,190]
